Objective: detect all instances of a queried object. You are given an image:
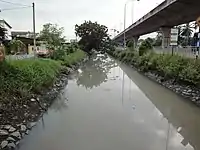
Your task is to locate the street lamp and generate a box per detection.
[123,0,140,50]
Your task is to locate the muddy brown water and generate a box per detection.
[17,54,200,150]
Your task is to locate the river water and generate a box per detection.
[18,54,200,150]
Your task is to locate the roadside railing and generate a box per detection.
[154,46,200,58]
[6,54,35,61]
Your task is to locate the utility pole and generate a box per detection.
[123,0,140,50]
[123,3,127,51]
[32,2,36,58]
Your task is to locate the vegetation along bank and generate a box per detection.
[107,41,200,107]
[0,49,86,150]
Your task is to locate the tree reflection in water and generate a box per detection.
[76,53,117,89]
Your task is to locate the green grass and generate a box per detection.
[62,50,86,66]
[0,59,62,99]
[0,49,86,103]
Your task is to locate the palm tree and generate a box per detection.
[178,22,195,46]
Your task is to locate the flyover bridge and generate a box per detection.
[113,0,200,47]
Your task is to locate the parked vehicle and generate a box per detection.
[36,45,50,58]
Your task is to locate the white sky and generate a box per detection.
[0,0,165,40]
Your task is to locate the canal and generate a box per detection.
[17,54,200,150]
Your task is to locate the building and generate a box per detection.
[11,31,40,54]
[11,31,39,39]
[0,20,12,41]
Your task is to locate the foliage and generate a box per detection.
[39,23,65,48]
[50,43,82,61]
[139,38,153,56]
[127,40,134,48]
[0,59,61,98]
[75,21,109,53]
[177,23,194,46]
[62,50,86,67]
[8,39,25,54]
[110,48,200,86]
[51,46,66,60]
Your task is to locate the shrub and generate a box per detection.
[111,49,200,86]
[138,39,153,56]
[62,50,86,67]
[179,60,200,85]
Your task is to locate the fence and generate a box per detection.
[154,46,200,58]
[6,54,35,61]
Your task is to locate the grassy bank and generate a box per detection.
[0,59,62,100]
[0,50,86,102]
[110,49,200,87]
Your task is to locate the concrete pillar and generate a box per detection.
[133,36,139,48]
[160,27,171,48]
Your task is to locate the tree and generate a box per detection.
[75,21,109,53]
[8,39,25,54]
[127,40,134,48]
[139,38,153,56]
[178,22,194,46]
[39,23,65,48]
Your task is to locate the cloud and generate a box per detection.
[0,0,164,40]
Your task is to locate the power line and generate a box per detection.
[0,6,32,12]
[0,0,30,7]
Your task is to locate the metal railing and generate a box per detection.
[154,46,200,58]
[6,54,34,61]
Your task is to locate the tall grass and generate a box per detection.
[0,59,61,98]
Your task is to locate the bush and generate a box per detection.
[62,50,86,67]
[139,39,153,56]
[111,48,200,86]
[50,44,81,61]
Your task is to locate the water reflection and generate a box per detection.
[119,63,200,150]
[76,54,117,89]
[50,91,68,111]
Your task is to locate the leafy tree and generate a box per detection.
[39,23,65,48]
[8,39,25,54]
[139,38,153,56]
[177,23,194,46]
[127,40,134,48]
[75,21,109,53]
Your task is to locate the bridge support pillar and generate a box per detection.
[133,36,139,48]
[160,27,171,48]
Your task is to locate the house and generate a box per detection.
[11,31,39,39]
[11,31,40,54]
[0,20,12,42]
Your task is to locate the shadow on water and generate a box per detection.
[119,63,200,150]
[75,53,117,89]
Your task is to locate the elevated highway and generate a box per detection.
[113,0,200,47]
